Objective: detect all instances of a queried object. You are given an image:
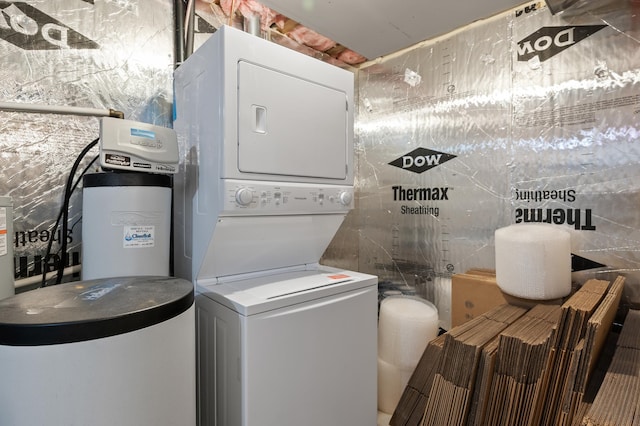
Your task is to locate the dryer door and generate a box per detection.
[237,60,348,180]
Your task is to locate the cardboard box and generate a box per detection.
[451,270,563,327]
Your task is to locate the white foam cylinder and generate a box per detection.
[377,357,413,415]
[378,296,439,369]
[434,276,452,331]
[495,224,571,300]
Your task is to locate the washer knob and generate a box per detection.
[235,187,254,206]
[338,191,353,206]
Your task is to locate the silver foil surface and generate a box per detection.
[344,0,640,327]
[0,0,174,288]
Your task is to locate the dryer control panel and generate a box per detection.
[221,180,353,215]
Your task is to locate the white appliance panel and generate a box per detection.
[173,26,356,282]
[196,300,241,426]
[174,26,378,426]
[198,214,346,280]
[195,269,378,426]
[244,286,377,426]
[198,266,377,314]
[237,61,347,179]
[219,180,353,216]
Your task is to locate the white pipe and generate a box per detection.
[0,101,113,118]
[14,265,82,289]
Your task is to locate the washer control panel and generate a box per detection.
[221,180,354,215]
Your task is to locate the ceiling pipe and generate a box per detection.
[244,14,261,37]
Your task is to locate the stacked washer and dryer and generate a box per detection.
[173,25,378,426]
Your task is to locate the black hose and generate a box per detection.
[42,139,99,286]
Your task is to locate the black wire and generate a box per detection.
[72,154,99,194]
[57,139,100,285]
[42,138,99,287]
[41,199,66,287]
[51,154,100,258]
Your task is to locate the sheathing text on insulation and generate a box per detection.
[0,0,174,286]
[345,0,640,326]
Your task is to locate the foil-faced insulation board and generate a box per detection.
[347,0,640,327]
[0,0,174,287]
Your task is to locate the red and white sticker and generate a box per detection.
[328,274,350,280]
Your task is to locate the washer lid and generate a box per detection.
[0,276,194,346]
[197,266,377,316]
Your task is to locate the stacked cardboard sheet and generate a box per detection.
[580,308,640,425]
[466,335,499,425]
[390,334,446,426]
[559,276,625,425]
[482,304,561,426]
[390,276,625,426]
[390,304,528,426]
[538,279,615,425]
[421,304,528,426]
[569,332,619,426]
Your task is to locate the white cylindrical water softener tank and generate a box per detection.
[0,196,14,301]
[82,172,171,280]
[0,276,195,426]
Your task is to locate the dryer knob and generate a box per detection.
[235,187,254,206]
[338,191,353,206]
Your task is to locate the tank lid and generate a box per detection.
[0,276,193,346]
[83,172,171,188]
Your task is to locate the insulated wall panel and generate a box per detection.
[0,0,174,288]
[349,0,640,328]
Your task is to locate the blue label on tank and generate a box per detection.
[131,128,156,139]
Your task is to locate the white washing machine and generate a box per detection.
[196,266,377,426]
[173,25,377,426]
